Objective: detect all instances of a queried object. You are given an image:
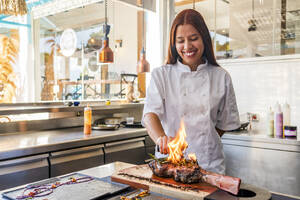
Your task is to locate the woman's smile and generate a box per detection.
[175,24,204,70]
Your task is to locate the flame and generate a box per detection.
[167,120,188,164]
[188,153,197,162]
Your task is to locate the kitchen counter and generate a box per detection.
[223,131,300,152]
[0,127,148,160]
[1,162,299,200]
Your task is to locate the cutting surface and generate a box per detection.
[111,164,217,200]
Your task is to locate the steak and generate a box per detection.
[148,160,241,195]
[148,160,202,184]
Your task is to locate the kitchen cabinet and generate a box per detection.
[0,154,49,190]
[49,144,104,177]
[104,137,146,164]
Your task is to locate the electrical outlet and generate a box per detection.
[246,112,259,122]
[251,113,259,122]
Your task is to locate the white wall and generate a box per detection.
[220,55,300,131]
[109,1,138,74]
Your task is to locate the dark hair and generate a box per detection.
[166,9,219,66]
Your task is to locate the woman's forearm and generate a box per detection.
[143,113,166,143]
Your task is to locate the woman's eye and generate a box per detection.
[176,40,184,43]
[190,37,198,41]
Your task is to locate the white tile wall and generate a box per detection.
[219,55,300,132]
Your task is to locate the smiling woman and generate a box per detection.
[143,9,240,175]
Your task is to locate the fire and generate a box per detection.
[167,120,196,164]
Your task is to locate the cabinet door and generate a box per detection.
[49,145,104,177]
[104,137,146,164]
[0,154,49,190]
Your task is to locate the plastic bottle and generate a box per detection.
[282,102,291,138]
[274,102,283,138]
[84,105,92,135]
[266,107,274,137]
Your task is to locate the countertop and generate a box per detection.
[1,162,299,200]
[0,127,148,160]
[1,126,300,161]
[223,130,300,152]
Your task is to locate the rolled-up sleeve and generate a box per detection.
[142,68,165,126]
[216,73,240,131]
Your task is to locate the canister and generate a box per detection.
[284,126,297,138]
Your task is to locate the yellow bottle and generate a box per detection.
[84,105,92,135]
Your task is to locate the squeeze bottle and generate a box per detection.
[282,102,291,137]
[274,102,283,138]
[266,107,274,137]
[84,105,92,135]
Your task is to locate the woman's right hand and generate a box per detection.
[156,136,174,154]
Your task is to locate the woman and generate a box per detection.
[142,9,240,174]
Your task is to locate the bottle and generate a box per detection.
[282,102,291,138]
[266,107,274,137]
[84,105,92,135]
[274,102,283,138]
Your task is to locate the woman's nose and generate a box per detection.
[184,40,192,49]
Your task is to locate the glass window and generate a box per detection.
[174,0,300,59]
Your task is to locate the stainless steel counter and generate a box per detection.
[0,102,144,115]
[0,127,147,160]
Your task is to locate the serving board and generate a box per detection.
[111,164,272,200]
[111,164,217,200]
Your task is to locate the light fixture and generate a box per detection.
[98,0,114,64]
[137,0,150,73]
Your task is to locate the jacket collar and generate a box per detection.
[176,59,208,72]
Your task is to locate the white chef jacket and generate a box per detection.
[142,60,240,174]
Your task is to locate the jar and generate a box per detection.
[284,126,297,138]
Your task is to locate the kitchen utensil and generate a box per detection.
[92,124,120,130]
[121,121,143,128]
[94,117,121,125]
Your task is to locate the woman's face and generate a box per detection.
[175,24,204,70]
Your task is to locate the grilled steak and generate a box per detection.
[149,160,202,184]
[148,160,241,195]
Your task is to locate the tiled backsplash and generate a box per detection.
[220,55,300,132]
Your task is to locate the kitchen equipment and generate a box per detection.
[94,117,122,125]
[92,124,120,130]
[121,121,143,128]
[111,164,272,200]
[2,173,129,200]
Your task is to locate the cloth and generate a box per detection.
[142,60,240,174]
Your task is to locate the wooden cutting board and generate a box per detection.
[111,164,218,200]
[111,164,272,200]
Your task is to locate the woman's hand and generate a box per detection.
[156,136,174,154]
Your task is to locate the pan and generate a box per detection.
[92,124,120,130]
